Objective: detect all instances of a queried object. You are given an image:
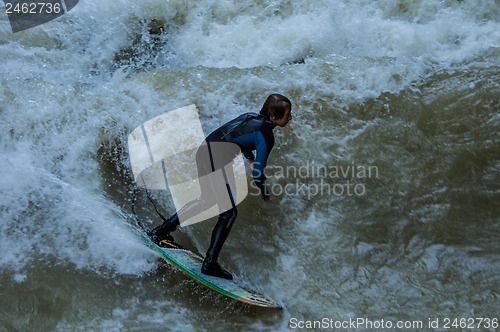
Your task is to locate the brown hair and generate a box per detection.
[260,94,292,120]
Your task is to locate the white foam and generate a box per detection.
[0,151,155,275]
[0,0,498,286]
[156,0,500,69]
[12,273,27,283]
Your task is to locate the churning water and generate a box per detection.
[1,0,499,330]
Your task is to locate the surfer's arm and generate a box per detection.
[233,131,270,199]
[252,132,270,199]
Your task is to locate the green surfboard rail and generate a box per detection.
[142,234,282,309]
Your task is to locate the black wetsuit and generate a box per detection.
[206,112,275,197]
[151,112,275,279]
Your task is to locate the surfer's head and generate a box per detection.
[260,94,292,128]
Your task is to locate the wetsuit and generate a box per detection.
[150,112,275,279]
[206,112,275,198]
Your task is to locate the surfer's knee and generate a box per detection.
[220,207,237,224]
[228,207,237,220]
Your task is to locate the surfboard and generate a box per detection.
[141,232,282,309]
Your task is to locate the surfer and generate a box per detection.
[149,94,292,279]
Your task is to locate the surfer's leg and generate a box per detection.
[149,142,217,243]
[202,206,237,280]
[148,197,211,243]
[202,164,238,280]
